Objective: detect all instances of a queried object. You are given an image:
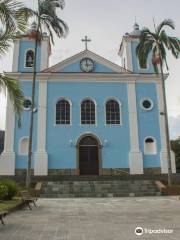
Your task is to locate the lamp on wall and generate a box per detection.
[69,140,76,147]
[103,139,109,147]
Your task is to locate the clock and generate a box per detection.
[80,58,95,72]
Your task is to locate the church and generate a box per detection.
[0,23,176,176]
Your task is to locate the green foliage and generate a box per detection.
[0,74,24,124]
[0,179,18,200]
[27,0,69,45]
[0,0,31,118]
[171,139,180,172]
[136,19,180,73]
[0,183,8,200]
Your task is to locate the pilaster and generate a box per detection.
[0,95,15,175]
[12,40,20,72]
[156,83,176,173]
[128,82,143,174]
[34,80,48,176]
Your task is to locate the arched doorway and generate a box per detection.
[78,135,100,175]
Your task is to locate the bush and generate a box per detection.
[0,184,8,200]
[0,179,18,200]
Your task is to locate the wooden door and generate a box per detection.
[79,136,99,175]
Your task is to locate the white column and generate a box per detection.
[40,38,50,71]
[0,95,15,175]
[128,82,143,174]
[126,41,133,71]
[34,80,48,176]
[12,40,20,72]
[156,82,176,173]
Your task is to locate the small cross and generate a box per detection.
[82,36,91,50]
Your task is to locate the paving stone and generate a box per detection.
[0,197,180,240]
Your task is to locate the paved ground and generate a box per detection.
[0,197,180,240]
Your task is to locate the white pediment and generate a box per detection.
[42,50,131,73]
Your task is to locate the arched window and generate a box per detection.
[23,98,32,111]
[56,99,71,125]
[144,137,157,155]
[81,99,95,124]
[19,137,29,155]
[106,100,120,124]
[26,50,34,67]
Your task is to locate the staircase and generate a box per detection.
[41,179,161,198]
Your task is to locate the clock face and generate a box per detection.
[80,58,95,72]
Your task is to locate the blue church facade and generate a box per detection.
[0,24,176,176]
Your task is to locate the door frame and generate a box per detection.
[76,133,102,175]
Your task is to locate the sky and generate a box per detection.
[0,0,180,138]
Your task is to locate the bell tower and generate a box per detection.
[118,23,154,73]
[12,27,51,73]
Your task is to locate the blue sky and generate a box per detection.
[0,0,180,138]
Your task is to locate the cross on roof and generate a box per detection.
[82,36,91,50]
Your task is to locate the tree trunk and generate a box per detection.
[159,62,172,186]
[26,10,40,190]
[26,36,38,190]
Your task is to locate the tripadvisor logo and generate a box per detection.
[135,227,143,236]
[135,227,173,236]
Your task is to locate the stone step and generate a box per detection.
[41,179,160,198]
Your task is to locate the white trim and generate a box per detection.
[156,82,176,173]
[12,40,20,72]
[0,94,15,175]
[80,98,97,126]
[5,72,167,83]
[36,81,47,151]
[40,39,50,71]
[119,39,133,72]
[18,136,29,156]
[75,132,103,147]
[24,48,35,69]
[104,98,122,126]
[54,97,72,126]
[34,80,48,176]
[126,41,133,71]
[127,82,143,174]
[144,136,157,155]
[140,98,154,111]
[156,83,167,150]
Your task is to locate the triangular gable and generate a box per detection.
[42,50,131,73]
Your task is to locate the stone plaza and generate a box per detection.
[0,196,180,240]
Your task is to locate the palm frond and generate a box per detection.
[167,37,180,58]
[136,19,180,74]
[0,0,28,32]
[0,28,13,55]
[152,46,160,74]
[140,27,158,41]
[156,19,175,35]
[0,73,24,123]
[137,40,153,68]
[159,43,168,70]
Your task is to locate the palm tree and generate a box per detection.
[0,0,32,118]
[136,19,180,185]
[25,0,68,189]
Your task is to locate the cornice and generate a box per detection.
[5,72,168,82]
